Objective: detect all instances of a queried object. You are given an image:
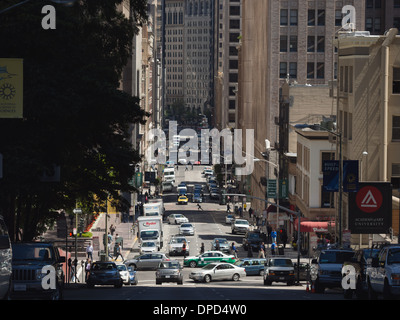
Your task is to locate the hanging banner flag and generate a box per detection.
[0,58,23,118]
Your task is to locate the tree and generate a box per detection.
[0,0,148,240]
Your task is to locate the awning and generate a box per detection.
[294,219,335,233]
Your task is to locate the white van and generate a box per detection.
[0,215,12,299]
[163,167,175,185]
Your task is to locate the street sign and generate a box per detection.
[267,179,277,198]
[348,182,392,234]
[73,208,82,214]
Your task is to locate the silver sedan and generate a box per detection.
[189,262,246,283]
[179,223,195,236]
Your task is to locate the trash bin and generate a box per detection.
[278,245,284,255]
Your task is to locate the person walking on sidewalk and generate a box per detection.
[86,242,93,261]
[258,242,265,258]
[114,243,124,262]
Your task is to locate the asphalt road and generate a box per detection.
[63,165,345,302]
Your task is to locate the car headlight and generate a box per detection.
[36,269,46,280]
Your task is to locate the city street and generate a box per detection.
[63,165,345,301]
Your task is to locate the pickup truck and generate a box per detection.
[10,242,66,300]
[366,245,400,299]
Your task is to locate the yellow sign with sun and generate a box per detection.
[0,59,23,118]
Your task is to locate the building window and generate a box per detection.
[308,9,315,26]
[335,10,342,26]
[289,62,297,79]
[393,67,400,93]
[317,10,325,26]
[307,36,315,52]
[317,36,325,52]
[317,62,324,79]
[290,36,297,52]
[280,9,288,26]
[395,0,400,8]
[280,35,288,52]
[366,17,373,32]
[307,62,315,79]
[393,116,400,140]
[280,62,287,78]
[290,9,298,26]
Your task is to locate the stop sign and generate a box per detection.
[355,185,383,213]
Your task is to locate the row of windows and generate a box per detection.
[279,62,325,79]
[279,35,325,53]
[280,9,326,27]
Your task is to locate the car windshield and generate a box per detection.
[181,224,192,228]
[387,248,400,264]
[142,242,156,247]
[236,220,248,225]
[116,264,127,271]
[215,239,228,244]
[141,230,159,239]
[171,238,186,243]
[269,259,293,267]
[248,233,261,239]
[92,263,116,271]
[12,244,54,261]
[159,261,180,269]
[202,263,217,270]
[319,251,354,264]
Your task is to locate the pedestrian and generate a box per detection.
[243,203,247,212]
[249,207,253,219]
[197,203,203,211]
[227,203,231,213]
[247,245,253,257]
[85,259,91,282]
[271,242,277,256]
[271,229,277,244]
[215,239,220,251]
[182,241,187,258]
[281,229,288,248]
[267,224,272,243]
[231,242,238,259]
[114,243,124,262]
[86,242,93,261]
[238,206,243,218]
[258,242,265,258]
[109,224,116,236]
[200,243,205,254]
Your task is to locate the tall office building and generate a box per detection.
[162,0,215,115]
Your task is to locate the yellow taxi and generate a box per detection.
[177,195,188,205]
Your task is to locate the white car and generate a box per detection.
[225,214,235,224]
[231,219,250,234]
[167,236,190,256]
[189,262,246,283]
[168,214,189,225]
[139,240,158,254]
[116,263,130,285]
[179,223,195,236]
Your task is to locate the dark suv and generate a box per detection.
[10,242,66,300]
[243,230,266,252]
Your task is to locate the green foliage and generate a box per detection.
[0,1,148,240]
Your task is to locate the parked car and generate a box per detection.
[263,257,295,286]
[87,261,123,288]
[179,223,195,236]
[177,195,189,205]
[189,262,246,283]
[210,188,220,200]
[128,267,138,285]
[156,260,183,285]
[310,248,354,293]
[0,215,12,300]
[225,214,235,224]
[231,219,250,234]
[167,236,190,256]
[168,214,189,225]
[125,252,170,271]
[211,238,231,254]
[116,263,130,285]
[342,248,380,299]
[10,242,66,299]
[234,258,266,276]
[139,240,158,254]
[183,251,236,268]
[162,181,174,192]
